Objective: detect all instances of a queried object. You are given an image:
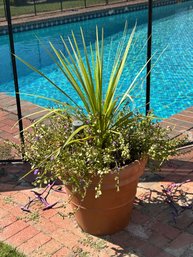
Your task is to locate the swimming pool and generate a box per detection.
[0,1,193,118]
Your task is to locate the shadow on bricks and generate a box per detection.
[0,163,33,192]
[0,149,192,257]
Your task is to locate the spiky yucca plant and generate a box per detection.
[17,25,142,147]
[14,26,185,197]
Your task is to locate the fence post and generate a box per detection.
[60,0,63,11]
[33,0,37,16]
[3,0,7,20]
[146,0,153,115]
[4,0,25,154]
[84,0,86,8]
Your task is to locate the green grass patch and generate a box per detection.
[0,0,110,19]
[0,242,26,257]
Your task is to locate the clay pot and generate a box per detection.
[65,159,146,236]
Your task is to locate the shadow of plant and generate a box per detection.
[96,176,193,257]
[0,158,193,257]
[0,162,32,191]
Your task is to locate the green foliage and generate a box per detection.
[0,242,26,257]
[27,211,40,223]
[14,26,186,198]
[15,111,184,198]
[80,235,107,250]
[3,196,14,204]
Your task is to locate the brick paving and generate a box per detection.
[0,147,193,257]
[0,92,193,152]
[0,93,193,256]
[0,93,47,159]
[161,108,193,140]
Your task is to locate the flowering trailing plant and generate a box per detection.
[14,25,186,198]
[15,110,185,198]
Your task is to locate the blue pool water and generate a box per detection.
[0,1,193,118]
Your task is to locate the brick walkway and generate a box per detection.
[0,147,193,257]
[0,93,193,256]
[0,93,47,159]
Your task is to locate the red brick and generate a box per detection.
[152,222,181,240]
[0,215,17,229]
[19,232,51,255]
[12,189,32,197]
[8,206,26,218]
[45,193,63,203]
[131,208,149,224]
[6,113,18,121]
[11,191,29,205]
[35,239,62,256]
[168,232,193,249]
[0,220,28,240]
[41,208,57,219]
[0,132,19,143]
[0,207,9,219]
[111,231,145,249]
[162,174,184,183]
[0,110,8,117]
[141,244,161,257]
[0,125,18,134]
[1,100,16,108]
[174,212,193,230]
[3,119,17,127]
[0,122,7,129]
[6,225,39,247]
[52,246,71,257]
[0,93,10,98]
[174,114,193,123]
[99,253,112,257]
[182,181,193,193]
[179,151,193,161]
[149,233,171,248]
[0,115,10,122]
[156,208,174,224]
[157,251,176,257]
[34,217,58,233]
[187,223,193,235]
[165,233,193,257]
[0,131,12,140]
[51,229,80,248]
[0,98,14,106]
[49,214,77,231]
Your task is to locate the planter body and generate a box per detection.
[65,159,146,236]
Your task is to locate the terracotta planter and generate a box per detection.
[65,159,146,236]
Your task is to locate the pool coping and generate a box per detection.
[0,0,191,35]
[0,92,193,144]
